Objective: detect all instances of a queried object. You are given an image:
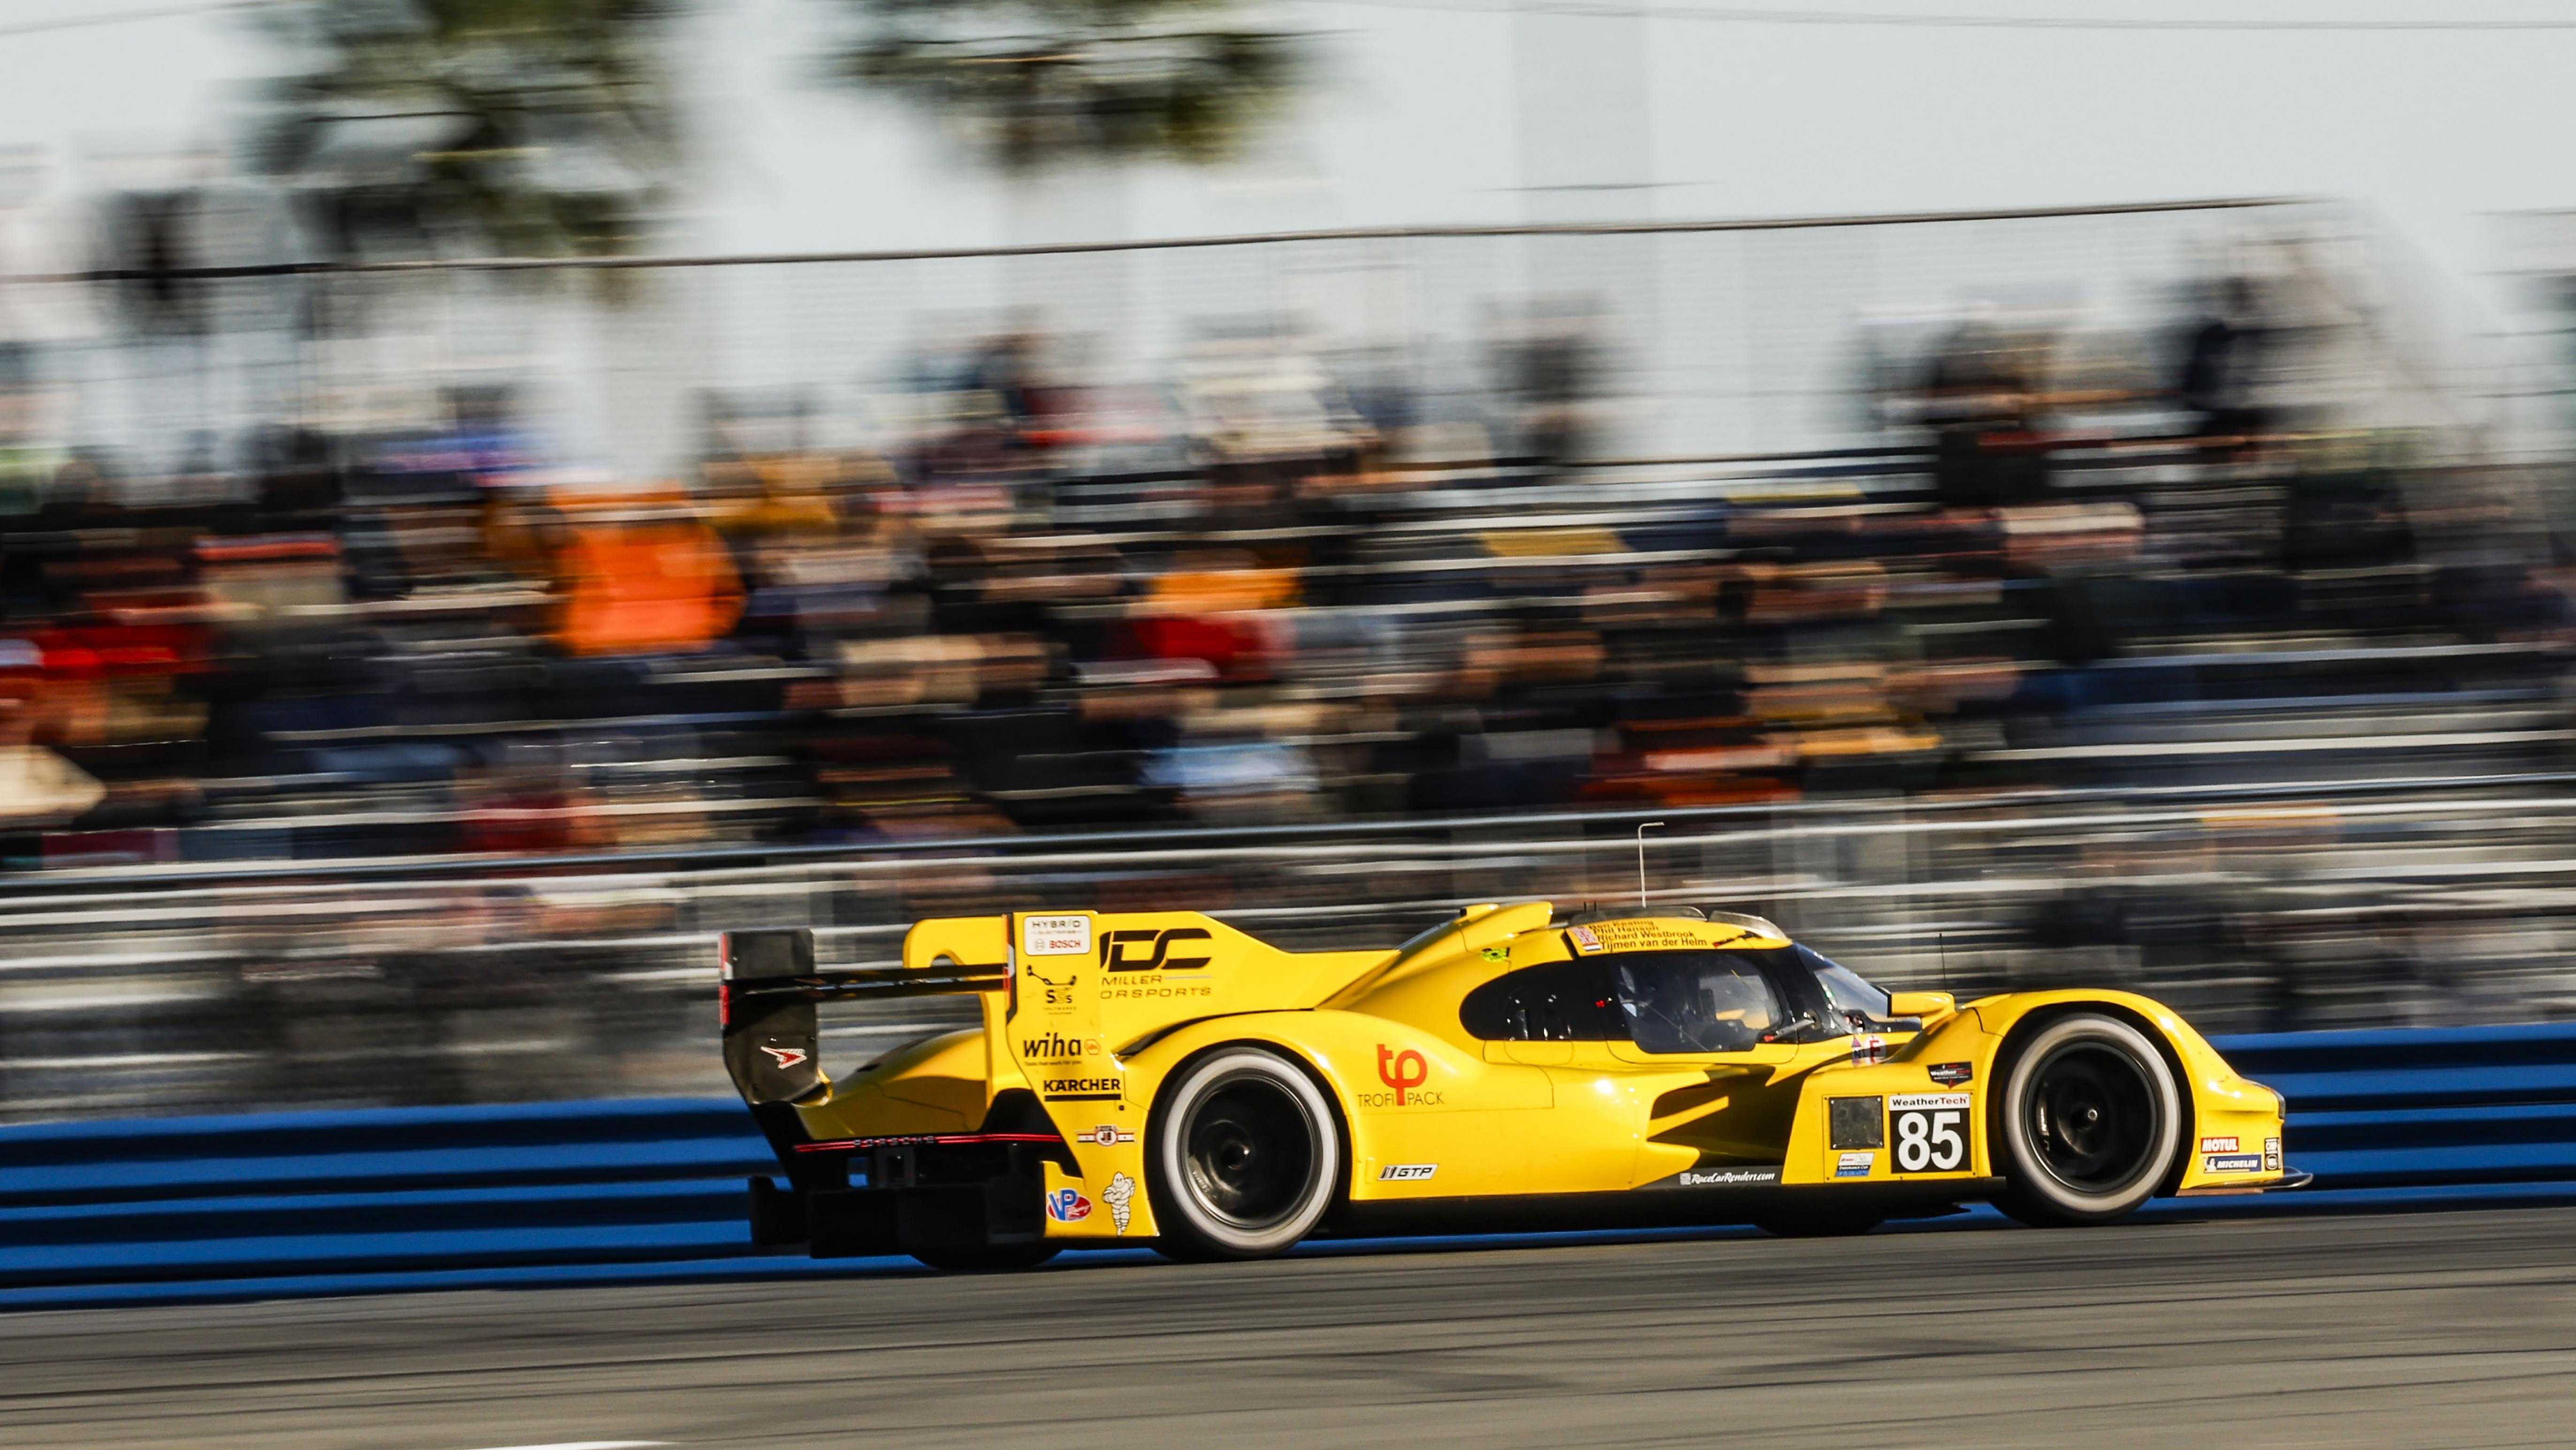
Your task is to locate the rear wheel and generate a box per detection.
[1149,1047,1341,1261]
[1992,1013,2182,1227]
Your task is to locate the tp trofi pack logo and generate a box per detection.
[1375,1045,1429,1105]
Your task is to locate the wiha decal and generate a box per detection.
[1099,926,1215,973]
[1020,1030,1098,1061]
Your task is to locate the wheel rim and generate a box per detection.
[1181,1073,1317,1230]
[2023,1040,2161,1194]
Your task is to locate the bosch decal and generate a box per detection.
[1044,1188,1093,1222]
[1022,914,1092,957]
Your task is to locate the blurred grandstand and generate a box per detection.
[3,196,2574,1119]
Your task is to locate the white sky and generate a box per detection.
[2,0,2574,318]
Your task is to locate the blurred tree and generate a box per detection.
[831,0,1307,175]
[254,0,684,259]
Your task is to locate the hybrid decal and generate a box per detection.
[1022,915,1092,957]
[1889,1092,1970,1173]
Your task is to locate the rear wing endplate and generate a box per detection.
[718,922,1011,1106]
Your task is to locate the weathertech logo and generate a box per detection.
[758,1046,809,1069]
[1021,1030,1098,1061]
[1355,1045,1442,1109]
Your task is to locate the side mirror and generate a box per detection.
[1888,990,1955,1020]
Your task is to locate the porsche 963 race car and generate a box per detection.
[719,903,2303,1268]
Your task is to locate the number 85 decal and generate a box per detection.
[1889,1092,1971,1172]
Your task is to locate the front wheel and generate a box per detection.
[1148,1046,1341,1261]
[1992,1013,2183,1228]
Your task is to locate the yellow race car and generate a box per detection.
[717,902,2304,1269]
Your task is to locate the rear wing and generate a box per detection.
[720,911,1400,1107]
[718,922,1010,1106]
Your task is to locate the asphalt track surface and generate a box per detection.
[7,1206,2576,1450]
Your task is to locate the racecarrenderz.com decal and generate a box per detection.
[1888,1092,1970,1173]
[1646,1165,1785,1190]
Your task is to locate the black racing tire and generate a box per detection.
[1992,1012,2183,1228]
[910,1242,1062,1272]
[1752,1210,1885,1238]
[1147,1046,1341,1262]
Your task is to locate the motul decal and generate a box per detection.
[759,1045,810,1069]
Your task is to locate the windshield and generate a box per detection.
[1804,946,1901,1030]
[1611,951,1784,1053]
